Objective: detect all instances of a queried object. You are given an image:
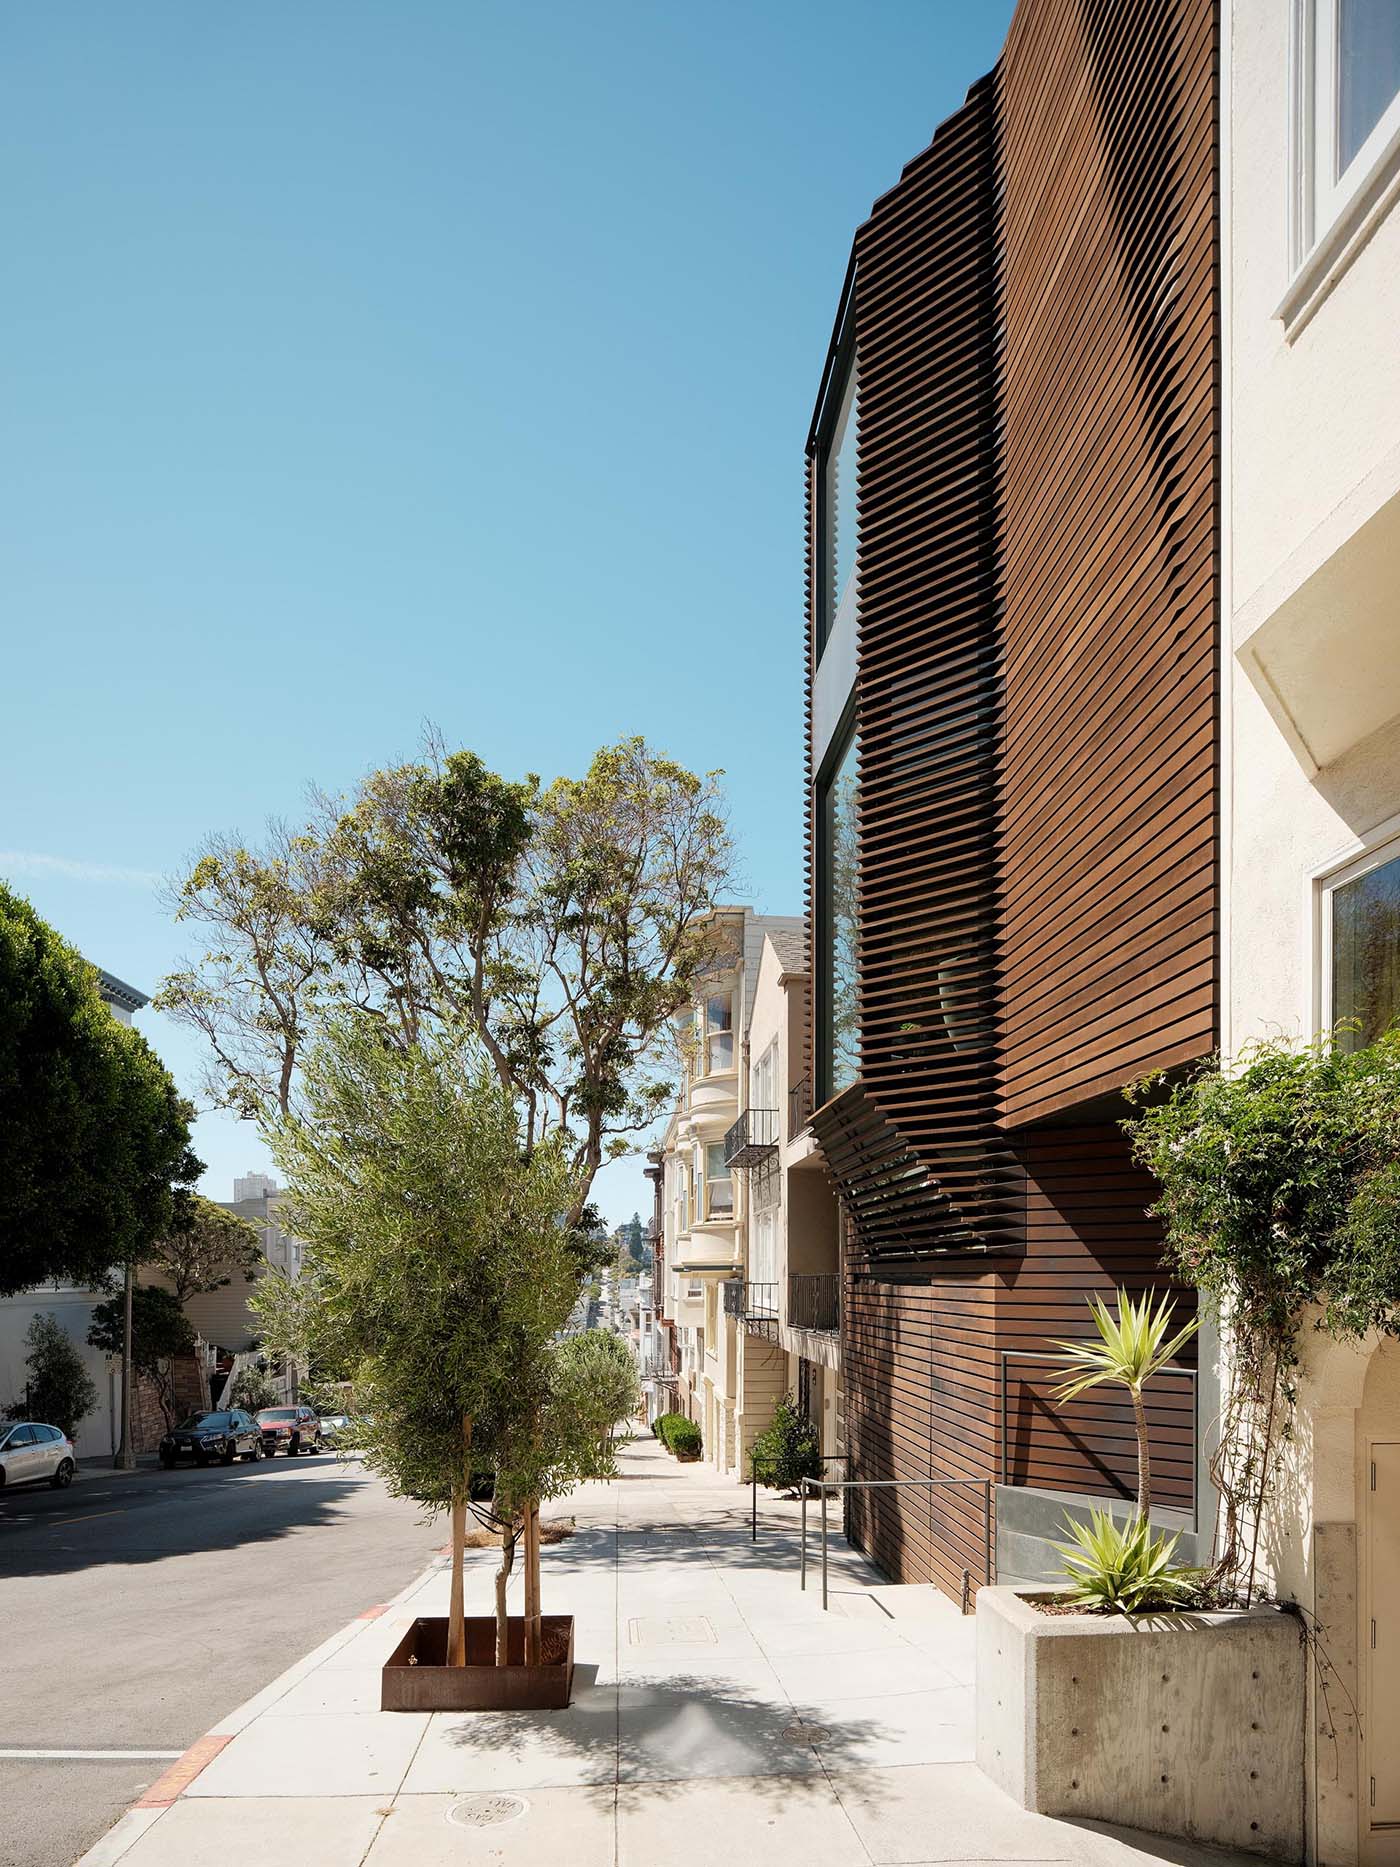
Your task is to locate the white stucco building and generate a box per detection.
[1226,6,1400,1857]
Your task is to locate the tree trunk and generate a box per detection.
[1130,1385,1151,1520]
[447,1414,472,1667]
[524,1502,541,1664]
[494,1526,516,1666]
[114,1263,135,1471]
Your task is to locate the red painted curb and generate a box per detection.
[358,1603,389,1620]
[135,1733,233,1807]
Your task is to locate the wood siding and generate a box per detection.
[998,0,1219,1128]
[803,0,1216,1593]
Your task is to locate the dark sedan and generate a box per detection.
[159,1409,263,1469]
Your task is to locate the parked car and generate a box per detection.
[159,1409,263,1469]
[0,1421,76,1491]
[256,1405,322,1456]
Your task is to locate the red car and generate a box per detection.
[256,1405,322,1456]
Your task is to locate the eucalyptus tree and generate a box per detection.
[157,734,733,1219]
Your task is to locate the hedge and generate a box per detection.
[653,1411,702,1460]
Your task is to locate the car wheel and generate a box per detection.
[50,1459,75,1490]
[160,1454,175,1471]
[245,1441,261,1462]
[290,1435,301,1456]
[308,1435,321,1455]
[221,1442,236,1466]
[195,1454,209,1467]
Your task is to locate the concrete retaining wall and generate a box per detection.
[975,1586,1305,1859]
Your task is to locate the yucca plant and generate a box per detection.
[1051,1287,1198,1519]
[1053,1507,1201,1616]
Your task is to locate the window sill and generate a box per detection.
[1278,141,1400,338]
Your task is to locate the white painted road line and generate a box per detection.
[0,1749,184,1761]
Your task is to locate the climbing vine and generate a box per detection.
[1123,1027,1400,1596]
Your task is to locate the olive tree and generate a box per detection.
[256,1015,582,1667]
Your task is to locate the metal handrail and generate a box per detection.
[799,1473,994,1612]
[750,1447,849,1543]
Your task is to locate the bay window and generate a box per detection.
[703,1142,733,1221]
[703,992,734,1074]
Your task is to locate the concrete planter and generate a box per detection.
[975,1587,1304,1858]
[381,1614,574,1711]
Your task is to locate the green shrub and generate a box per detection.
[667,1418,702,1459]
[750,1393,823,1490]
[1053,1507,1201,1615]
[652,1411,701,1458]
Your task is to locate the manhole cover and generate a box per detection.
[447,1794,529,1829]
[782,1719,831,1745]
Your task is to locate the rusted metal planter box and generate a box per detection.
[381,1614,574,1712]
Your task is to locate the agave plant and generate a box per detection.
[1053,1507,1201,1615]
[1051,1287,1198,1519]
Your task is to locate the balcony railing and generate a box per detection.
[788,1075,812,1140]
[723,1108,779,1169]
[723,1280,781,1337]
[787,1272,839,1334]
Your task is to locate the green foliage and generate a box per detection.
[88,1285,197,1428]
[0,882,199,1296]
[145,1194,263,1304]
[4,1313,98,1438]
[1053,1507,1201,1616]
[1124,1028,1400,1589]
[226,1364,279,1413]
[257,1014,583,1514]
[158,736,733,1215]
[1125,1029,1400,1370]
[554,1331,641,1476]
[751,1394,823,1490]
[655,1412,701,1459]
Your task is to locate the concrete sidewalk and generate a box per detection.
[79,1436,1257,1867]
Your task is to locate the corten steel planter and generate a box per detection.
[976,1587,1305,1859]
[381,1615,574,1712]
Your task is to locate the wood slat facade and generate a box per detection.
[804,0,1217,1595]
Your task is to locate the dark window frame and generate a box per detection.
[812,313,858,663]
[815,707,860,1109]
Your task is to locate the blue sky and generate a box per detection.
[1,1,1012,1224]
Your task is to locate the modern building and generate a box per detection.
[1225,4,1400,1855]
[721,926,843,1469]
[232,1170,278,1203]
[655,905,802,1463]
[800,0,1217,1601]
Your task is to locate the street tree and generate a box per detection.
[0,883,197,1297]
[4,1314,99,1439]
[88,1285,197,1430]
[144,1194,263,1306]
[555,1330,641,1473]
[256,1014,583,1668]
[157,735,733,1216]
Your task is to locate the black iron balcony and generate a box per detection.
[723,1108,779,1169]
[788,1272,839,1333]
[722,1280,781,1338]
[788,1075,812,1141]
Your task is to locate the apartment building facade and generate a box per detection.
[721,927,843,1468]
[1226,5,1400,1857]
[801,0,1218,1600]
[653,906,802,1466]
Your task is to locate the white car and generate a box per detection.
[0,1421,76,1491]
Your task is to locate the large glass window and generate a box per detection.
[816,355,858,657]
[1292,0,1400,273]
[703,1143,733,1221]
[818,725,860,1102]
[704,993,734,1073]
[1327,840,1400,1049]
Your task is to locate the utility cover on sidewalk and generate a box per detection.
[447,1794,528,1828]
[626,1615,717,1645]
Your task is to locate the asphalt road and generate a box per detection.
[0,1452,443,1867]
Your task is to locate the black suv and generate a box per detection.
[159,1409,263,1469]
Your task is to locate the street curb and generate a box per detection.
[68,1550,451,1867]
